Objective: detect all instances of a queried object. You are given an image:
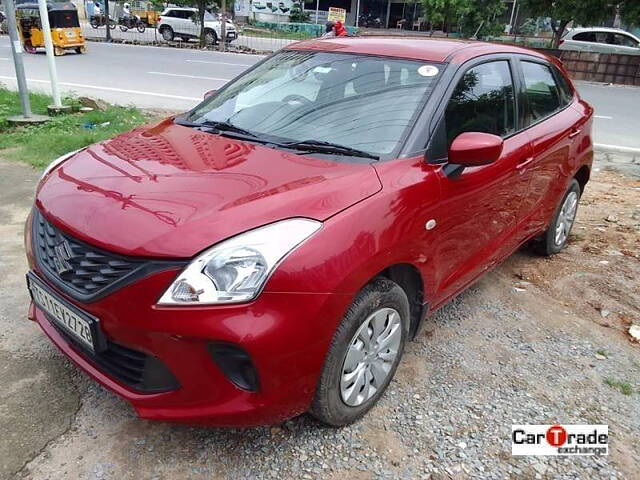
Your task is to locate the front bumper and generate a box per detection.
[28,267,350,426]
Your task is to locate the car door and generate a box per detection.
[427,57,534,303]
[515,58,586,238]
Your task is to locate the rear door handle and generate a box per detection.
[516,156,535,174]
[568,128,582,139]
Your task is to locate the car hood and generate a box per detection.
[35,120,382,258]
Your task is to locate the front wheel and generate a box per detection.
[204,29,217,45]
[535,179,581,256]
[160,26,174,41]
[108,19,116,30]
[90,17,99,28]
[310,278,409,426]
[119,24,128,32]
[136,22,145,33]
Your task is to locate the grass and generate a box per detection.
[604,377,634,396]
[0,87,148,168]
[241,27,315,41]
[596,349,609,358]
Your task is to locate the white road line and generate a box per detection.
[0,57,10,60]
[0,75,202,101]
[147,71,230,81]
[595,143,640,154]
[594,115,613,120]
[186,59,254,67]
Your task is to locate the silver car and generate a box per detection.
[560,27,640,55]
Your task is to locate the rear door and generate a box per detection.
[427,57,534,303]
[515,57,586,239]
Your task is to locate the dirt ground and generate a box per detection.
[0,156,638,480]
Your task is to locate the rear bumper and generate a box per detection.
[29,269,351,426]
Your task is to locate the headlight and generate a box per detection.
[158,218,321,305]
[41,148,83,180]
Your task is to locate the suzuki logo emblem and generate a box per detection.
[53,240,73,276]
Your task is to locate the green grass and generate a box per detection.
[596,349,609,358]
[604,377,634,396]
[241,27,315,41]
[0,87,148,168]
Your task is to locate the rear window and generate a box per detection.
[521,61,562,125]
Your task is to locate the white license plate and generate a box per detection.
[28,275,95,352]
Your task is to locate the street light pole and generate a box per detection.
[37,0,63,110]
[105,0,112,42]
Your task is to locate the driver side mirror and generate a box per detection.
[203,89,217,100]
[448,132,503,166]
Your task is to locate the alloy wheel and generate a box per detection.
[555,191,578,246]
[340,307,402,407]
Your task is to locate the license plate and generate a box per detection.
[27,274,96,352]
[65,31,75,38]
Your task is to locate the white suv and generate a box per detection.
[157,8,237,44]
[560,27,640,56]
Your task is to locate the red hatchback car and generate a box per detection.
[25,38,593,427]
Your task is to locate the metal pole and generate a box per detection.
[315,0,319,24]
[508,0,517,35]
[105,0,111,41]
[4,0,32,117]
[355,0,360,27]
[219,0,227,51]
[37,0,62,108]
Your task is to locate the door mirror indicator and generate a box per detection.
[204,89,217,100]
[448,132,504,168]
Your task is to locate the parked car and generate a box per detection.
[560,27,640,55]
[156,7,236,44]
[25,38,593,427]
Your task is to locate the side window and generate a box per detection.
[444,60,516,145]
[552,66,574,106]
[521,61,562,124]
[573,32,596,42]
[615,34,638,47]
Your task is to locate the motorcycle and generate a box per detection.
[118,14,145,33]
[358,13,382,28]
[90,14,116,29]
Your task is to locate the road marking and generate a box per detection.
[147,71,230,81]
[186,59,254,67]
[594,115,613,120]
[594,143,640,154]
[0,75,202,101]
[0,57,10,60]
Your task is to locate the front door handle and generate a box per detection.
[568,128,582,139]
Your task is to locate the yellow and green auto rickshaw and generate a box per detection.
[15,2,86,55]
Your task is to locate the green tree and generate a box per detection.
[620,0,640,26]
[520,0,613,48]
[421,0,504,38]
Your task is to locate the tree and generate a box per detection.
[519,0,613,48]
[421,0,505,38]
[620,0,640,26]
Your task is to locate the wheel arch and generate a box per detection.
[376,263,426,340]
[574,165,590,194]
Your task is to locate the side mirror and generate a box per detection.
[448,132,504,167]
[203,89,217,100]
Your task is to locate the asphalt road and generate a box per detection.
[0,36,638,150]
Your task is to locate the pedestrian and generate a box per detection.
[322,20,348,38]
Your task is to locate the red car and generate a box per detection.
[25,38,593,427]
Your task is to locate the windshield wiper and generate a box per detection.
[199,120,258,138]
[281,140,379,160]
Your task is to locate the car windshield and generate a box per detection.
[182,50,444,157]
[203,11,215,21]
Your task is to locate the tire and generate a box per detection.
[160,26,174,42]
[109,20,116,30]
[204,29,217,45]
[535,179,581,256]
[90,18,99,29]
[136,22,145,33]
[119,24,128,32]
[310,277,409,427]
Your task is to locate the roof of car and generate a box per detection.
[288,36,549,64]
[565,27,640,39]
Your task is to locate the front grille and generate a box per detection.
[32,210,184,302]
[51,319,179,393]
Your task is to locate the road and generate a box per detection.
[0,36,639,150]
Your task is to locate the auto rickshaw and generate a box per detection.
[15,2,86,55]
